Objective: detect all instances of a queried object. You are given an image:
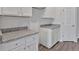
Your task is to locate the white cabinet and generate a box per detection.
[21,7,32,17]
[0,37,25,51]
[2,7,20,16]
[59,7,77,42]
[43,7,56,18]
[0,7,32,17]
[0,34,39,51]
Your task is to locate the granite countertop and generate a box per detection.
[1,29,39,43]
[40,24,60,29]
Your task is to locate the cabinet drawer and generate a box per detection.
[10,45,25,51]
[0,38,25,51]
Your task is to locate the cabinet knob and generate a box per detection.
[72,25,75,27]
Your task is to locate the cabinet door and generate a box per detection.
[2,7,20,16]
[21,7,32,17]
[61,8,76,42]
[43,7,56,18]
[0,38,25,51]
[25,42,38,51]
[25,34,39,51]
[11,45,25,51]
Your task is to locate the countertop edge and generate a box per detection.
[0,32,39,44]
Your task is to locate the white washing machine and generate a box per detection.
[40,24,60,48]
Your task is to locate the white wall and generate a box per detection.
[32,7,45,22]
[40,18,54,25]
[0,7,53,31]
[0,16,31,29]
[32,7,54,25]
[52,7,64,24]
[43,7,57,19]
[29,8,45,32]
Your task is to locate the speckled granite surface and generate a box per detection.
[40,24,60,29]
[0,27,39,43]
[2,29,39,42]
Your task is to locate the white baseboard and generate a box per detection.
[74,40,77,42]
[59,40,63,42]
[59,39,77,42]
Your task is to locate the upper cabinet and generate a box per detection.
[0,7,32,17]
[43,7,56,18]
[2,7,20,16]
[21,7,32,17]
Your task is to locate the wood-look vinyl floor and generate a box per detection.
[39,42,79,51]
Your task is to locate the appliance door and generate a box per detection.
[40,28,52,47]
